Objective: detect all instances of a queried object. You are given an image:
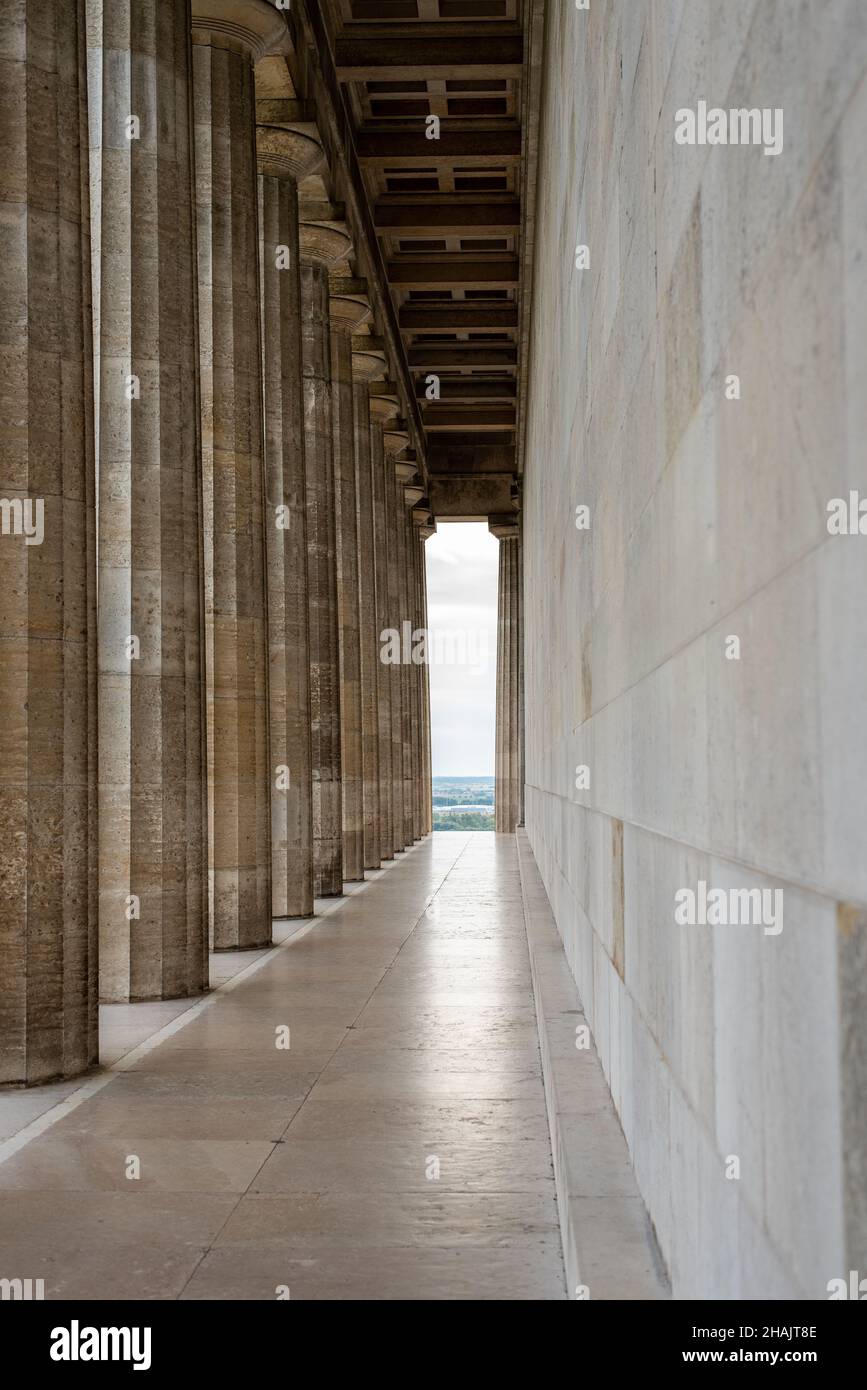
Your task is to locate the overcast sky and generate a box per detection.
[424,522,498,777]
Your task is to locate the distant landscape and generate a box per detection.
[431,776,494,831]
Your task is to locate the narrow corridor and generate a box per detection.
[0,835,566,1301]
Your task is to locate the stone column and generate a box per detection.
[490,517,522,833]
[419,523,434,835]
[0,0,97,1082]
[395,461,416,846]
[299,222,352,896]
[192,0,286,948]
[408,511,420,841]
[257,125,322,919]
[330,282,370,884]
[369,394,397,860]
[353,346,388,871]
[89,0,207,1003]
[402,495,421,842]
[383,422,409,852]
[409,508,427,841]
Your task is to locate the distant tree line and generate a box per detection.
[432,811,495,831]
[432,793,494,807]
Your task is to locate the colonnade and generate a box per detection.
[0,0,432,1086]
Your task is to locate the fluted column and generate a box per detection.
[89,0,207,1003]
[257,126,322,919]
[419,526,434,835]
[383,423,409,852]
[395,463,416,845]
[192,0,286,948]
[370,395,398,860]
[353,348,388,871]
[0,0,97,1082]
[402,496,421,842]
[490,518,522,833]
[299,222,352,896]
[409,512,427,841]
[330,283,371,884]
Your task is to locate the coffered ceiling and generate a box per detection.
[317,0,540,518]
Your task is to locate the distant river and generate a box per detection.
[433,804,493,813]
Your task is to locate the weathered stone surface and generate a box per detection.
[369,402,395,860]
[300,224,351,895]
[258,131,320,920]
[382,434,406,854]
[492,529,521,834]
[331,291,370,884]
[403,505,421,842]
[418,533,433,836]
[395,484,414,846]
[0,0,98,1082]
[89,0,208,1003]
[193,4,273,949]
[353,382,382,870]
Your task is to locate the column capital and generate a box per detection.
[488,514,520,539]
[383,424,410,457]
[395,459,417,484]
[352,341,388,380]
[192,0,289,58]
[412,498,433,527]
[329,276,372,335]
[404,482,425,507]
[256,125,323,181]
[369,385,401,421]
[298,221,352,269]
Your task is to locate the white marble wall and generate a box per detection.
[524,0,867,1298]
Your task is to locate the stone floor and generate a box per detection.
[0,833,567,1300]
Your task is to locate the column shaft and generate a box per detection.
[300,236,346,896]
[406,510,421,842]
[355,387,381,870]
[496,539,507,831]
[494,533,522,833]
[258,161,313,918]
[386,467,405,852]
[331,329,363,882]
[370,420,393,859]
[92,0,208,1002]
[0,0,98,1082]
[193,22,271,948]
[410,528,424,841]
[396,483,414,845]
[420,536,433,834]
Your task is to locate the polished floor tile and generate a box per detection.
[0,833,566,1300]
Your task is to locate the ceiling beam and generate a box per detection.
[388,258,519,288]
[335,33,523,81]
[417,378,517,401]
[425,430,515,449]
[399,303,518,331]
[375,199,520,236]
[408,345,517,368]
[428,443,517,473]
[428,474,516,520]
[354,128,521,163]
[423,406,516,431]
